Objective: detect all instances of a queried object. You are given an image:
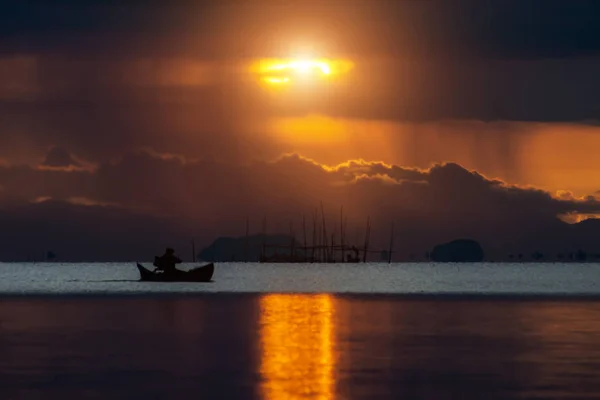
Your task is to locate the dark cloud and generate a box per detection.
[40,145,82,168]
[1,1,599,60]
[438,0,600,60]
[1,149,599,260]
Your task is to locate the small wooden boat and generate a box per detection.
[136,262,214,282]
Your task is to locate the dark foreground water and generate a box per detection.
[1,263,600,399]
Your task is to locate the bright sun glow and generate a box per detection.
[251,57,353,88]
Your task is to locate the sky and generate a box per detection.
[1,0,600,261]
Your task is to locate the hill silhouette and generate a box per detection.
[430,239,484,262]
[198,234,296,262]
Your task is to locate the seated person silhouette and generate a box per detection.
[153,247,183,274]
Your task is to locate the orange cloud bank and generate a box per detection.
[1,147,600,260]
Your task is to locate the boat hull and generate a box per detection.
[136,263,214,282]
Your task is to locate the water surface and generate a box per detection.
[2,295,600,399]
[1,263,600,399]
[0,262,598,295]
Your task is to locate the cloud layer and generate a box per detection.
[1,147,599,260]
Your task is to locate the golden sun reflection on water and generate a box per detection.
[259,294,336,400]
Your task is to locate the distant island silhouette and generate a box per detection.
[430,239,484,262]
[199,234,294,262]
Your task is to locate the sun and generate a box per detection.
[250,57,353,88]
[288,60,331,76]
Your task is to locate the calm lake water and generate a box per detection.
[0,262,599,295]
[1,262,600,399]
